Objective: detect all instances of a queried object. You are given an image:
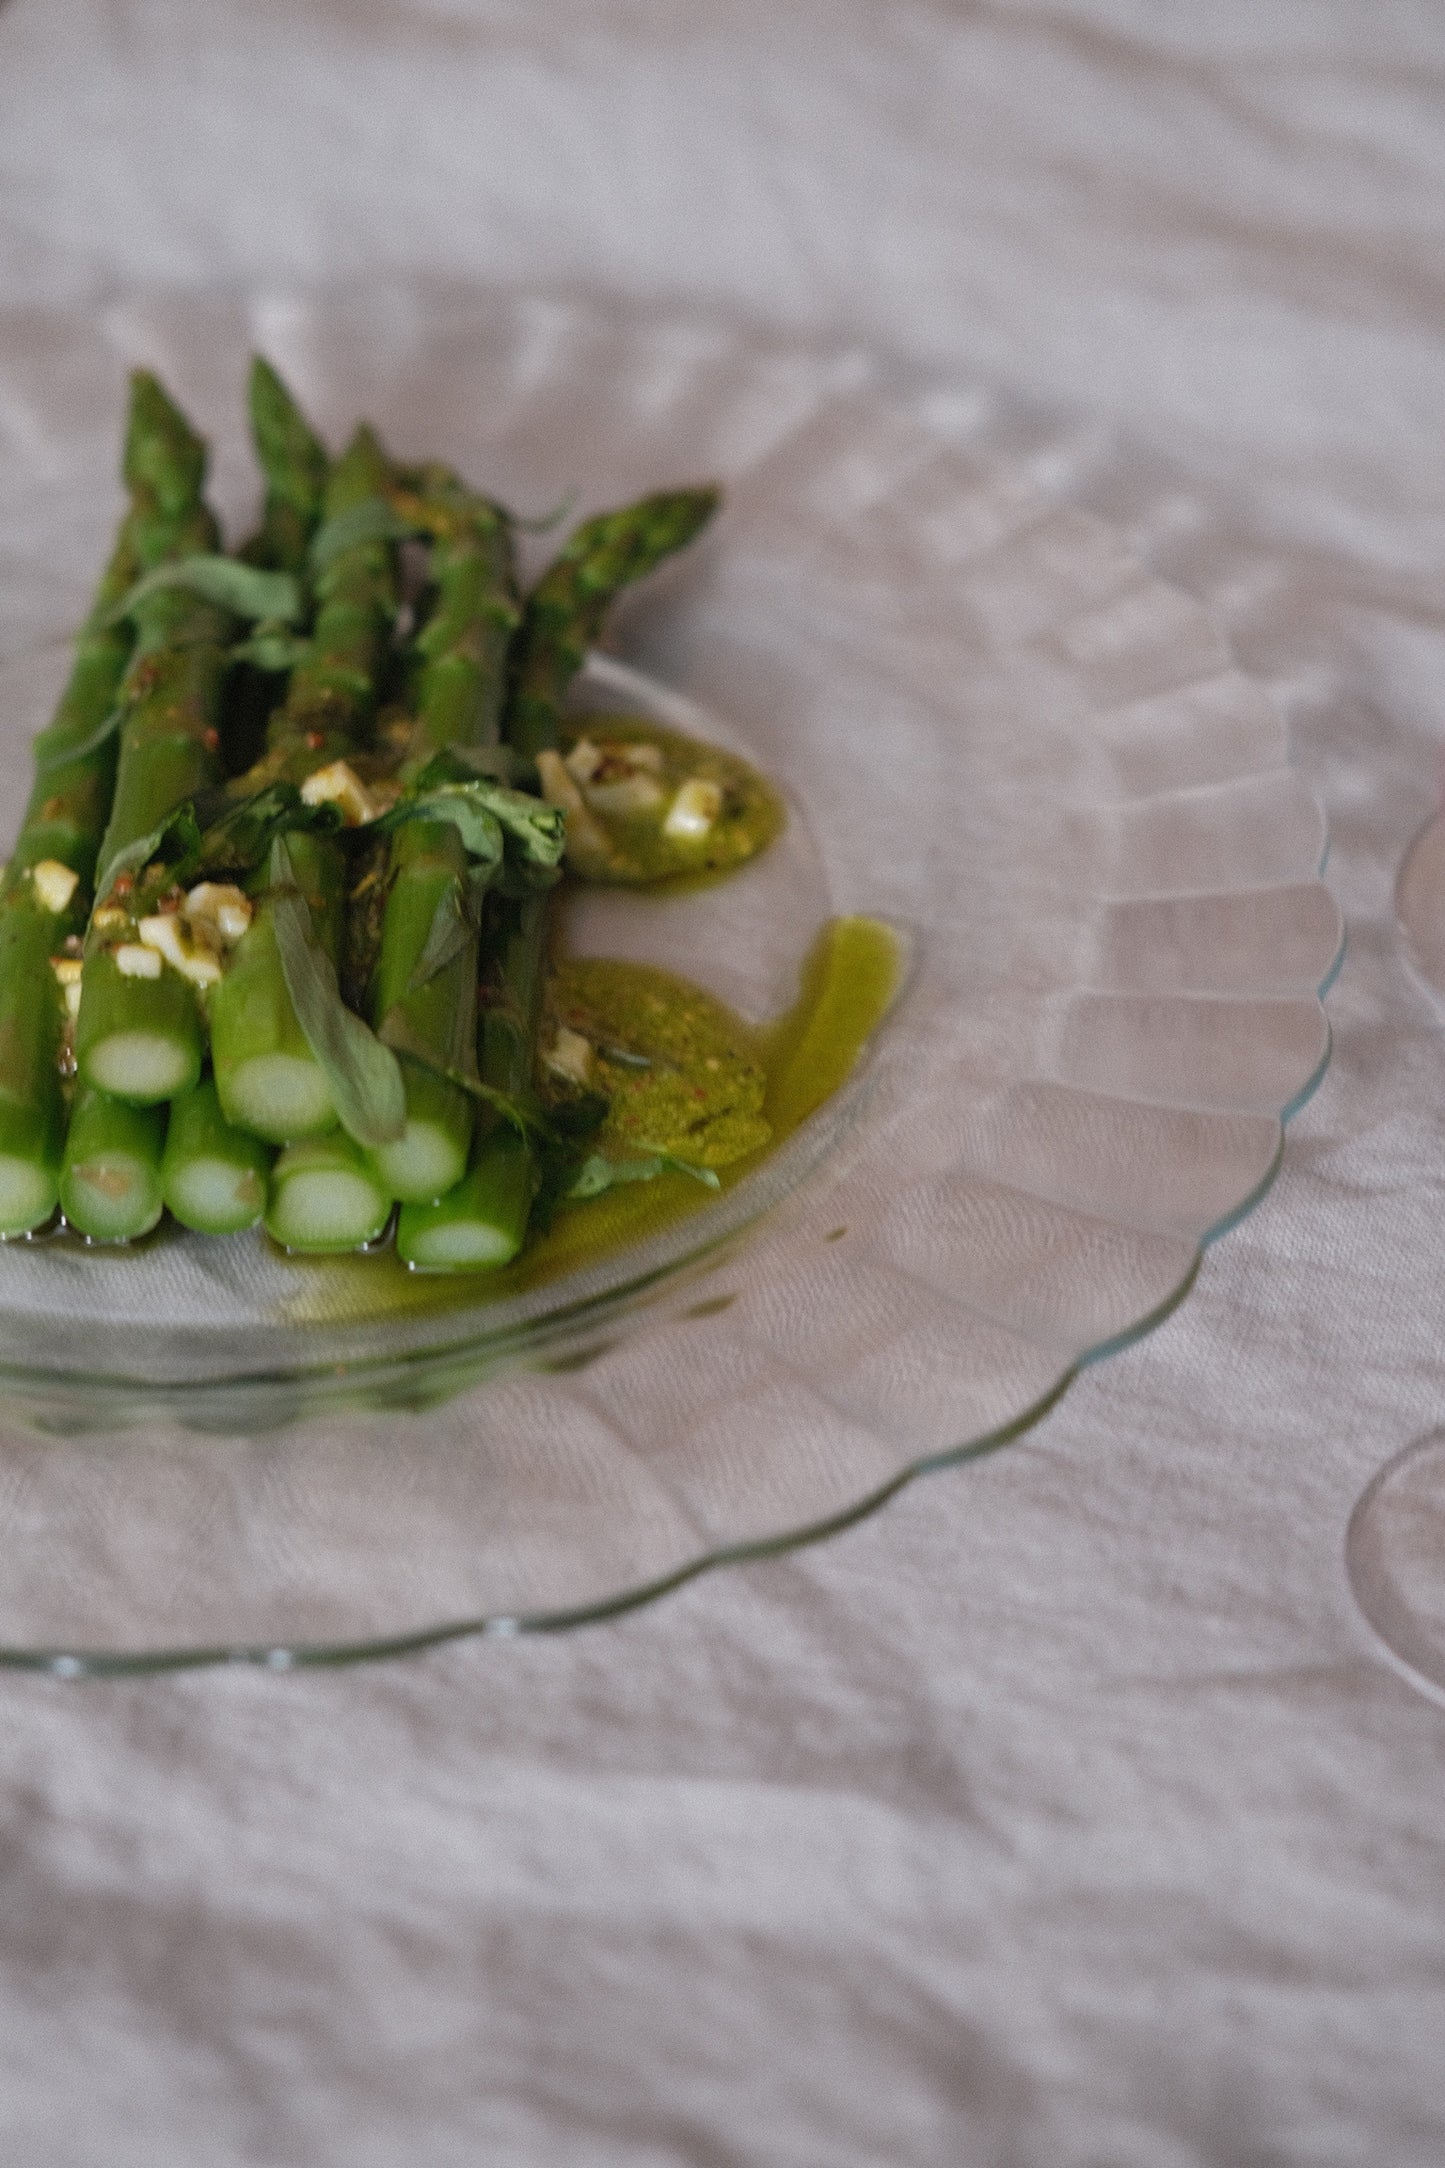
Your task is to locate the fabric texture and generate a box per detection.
[0,2,1443,2161]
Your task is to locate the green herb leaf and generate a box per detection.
[564,1149,719,1200]
[404,864,492,997]
[106,557,303,629]
[394,792,505,872]
[383,772,565,880]
[510,488,578,535]
[417,743,518,785]
[229,629,311,672]
[31,702,124,776]
[375,997,480,1093]
[308,497,412,575]
[371,1003,544,1137]
[95,803,202,904]
[271,836,406,1148]
[192,781,333,878]
[653,1150,722,1189]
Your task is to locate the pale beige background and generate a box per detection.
[1,3,1443,2162]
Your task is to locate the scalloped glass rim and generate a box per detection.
[0,284,1341,1673]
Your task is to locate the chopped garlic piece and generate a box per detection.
[184,882,252,947]
[564,737,604,785]
[543,1026,595,1089]
[50,955,83,1018]
[300,759,379,826]
[536,750,615,876]
[584,771,665,816]
[137,914,190,971]
[662,777,723,840]
[606,738,664,774]
[115,943,162,980]
[31,859,80,914]
[570,738,666,813]
[138,914,224,989]
[175,948,223,989]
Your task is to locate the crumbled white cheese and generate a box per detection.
[543,1026,595,1089]
[31,859,80,913]
[300,759,379,826]
[662,777,723,840]
[184,882,252,947]
[114,943,163,980]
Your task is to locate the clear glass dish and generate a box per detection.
[0,286,1339,1671]
[1396,810,1445,1007]
[1347,1430,1445,1708]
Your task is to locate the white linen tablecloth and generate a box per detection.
[1,3,1443,2161]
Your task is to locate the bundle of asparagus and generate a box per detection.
[0,358,766,1268]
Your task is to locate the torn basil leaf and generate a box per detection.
[106,557,303,629]
[308,497,413,575]
[271,836,406,1148]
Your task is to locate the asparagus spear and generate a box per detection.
[225,358,332,772]
[395,893,543,1269]
[0,580,132,1233]
[397,485,718,1269]
[0,371,203,1233]
[211,826,348,1144]
[367,469,517,1203]
[505,487,719,766]
[0,907,72,1236]
[59,1086,165,1242]
[243,356,329,577]
[210,425,397,1144]
[160,1074,272,1235]
[74,375,231,1106]
[264,1130,391,1253]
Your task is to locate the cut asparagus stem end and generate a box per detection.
[265,1133,392,1253]
[367,1067,473,1205]
[161,1079,273,1235]
[81,1026,201,1105]
[165,1157,269,1236]
[370,1118,470,1207]
[59,1091,165,1242]
[217,1053,336,1145]
[76,952,205,1104]
[395,1124,533,1273]
[0,1159,60,1238]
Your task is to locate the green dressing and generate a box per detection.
[281,914,901,1323]
[552,714,784,885]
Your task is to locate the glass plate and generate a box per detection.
[1396,810,1445,1007]
[0,286,1339,1671]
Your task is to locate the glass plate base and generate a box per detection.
[1347,1431,1445,1706]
